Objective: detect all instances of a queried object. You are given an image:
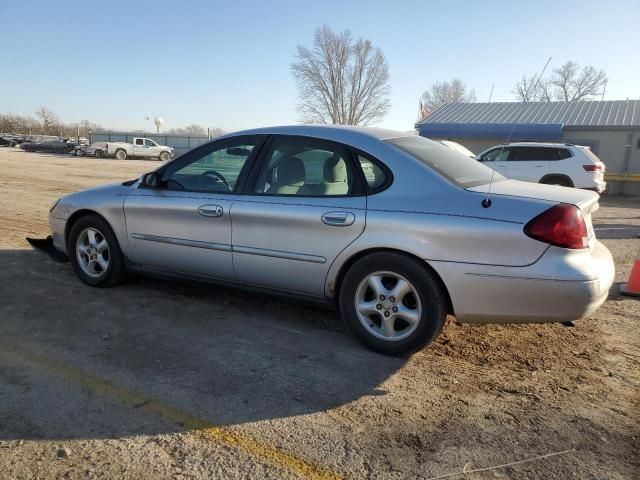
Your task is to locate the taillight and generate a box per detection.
[524,204,588,249]
[582,164,602,171]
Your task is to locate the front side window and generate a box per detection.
[481,147,510,162]
[145,139,158,147]
[160,137,261,193]
[254,137,356,196]
[386,136,499,188]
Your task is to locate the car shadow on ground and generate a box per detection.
[0,249,406,441]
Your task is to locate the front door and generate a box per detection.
[123,135,265,280]
[231,135,367,297]
[479,146,510,178]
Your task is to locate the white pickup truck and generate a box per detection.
[106,137,173,161]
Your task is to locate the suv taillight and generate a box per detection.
[524,204,588,249]
[582,164,602,171]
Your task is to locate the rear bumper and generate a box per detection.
[429,240,615,324]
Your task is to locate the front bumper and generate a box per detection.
[430,240,615,324]
[49,214,68,255]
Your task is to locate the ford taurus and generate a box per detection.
[48,126,615,355]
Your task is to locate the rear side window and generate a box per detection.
[557,148,572,160]
[357,154,388,190]
[508,147,570,161]
[386,136,498,188]
[135,138,144,146]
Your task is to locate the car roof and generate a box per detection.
[495,142,573,148]
[224,124,413,144]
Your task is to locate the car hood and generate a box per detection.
[53,182,133,220]
[468,179,599,214]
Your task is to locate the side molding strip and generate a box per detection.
[130,233,232,252]
[130,234,325,264]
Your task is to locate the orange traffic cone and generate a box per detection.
[621,248,640,297]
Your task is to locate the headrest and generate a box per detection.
[278,156,305,186]
[323,155,347,182]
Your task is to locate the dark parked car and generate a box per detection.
[21,139,76,154]
[0,136,17,147]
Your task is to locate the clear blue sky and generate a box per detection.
[1,0,638,132]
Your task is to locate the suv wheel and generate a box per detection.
[339,252,447,355]
[541,176,573,187]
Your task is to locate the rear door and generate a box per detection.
[230,135,367,297]
[132,138,146,156]
[506,146,552,181]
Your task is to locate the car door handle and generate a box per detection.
[197,204,223,218]
[321,211,355,226]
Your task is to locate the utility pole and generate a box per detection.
[488,84,495,102]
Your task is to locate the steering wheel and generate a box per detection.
[200,170,231,192]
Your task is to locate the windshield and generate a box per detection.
[385,136,503,188]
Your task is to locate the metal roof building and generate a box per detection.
[416,100,640,194]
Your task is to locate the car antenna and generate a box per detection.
[481,56,552,208]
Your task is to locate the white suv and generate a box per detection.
[476,142,606,193]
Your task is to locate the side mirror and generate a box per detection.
[142,172,161,187]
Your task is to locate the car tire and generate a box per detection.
[94,150,104,158]
[159,151,170,162]
[541,176,573,188]
[339,252,447,355]
[68,214,127,287]
[76,149,86,157]
[115,149,127,160]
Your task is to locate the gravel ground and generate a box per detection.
[0,148,638,479]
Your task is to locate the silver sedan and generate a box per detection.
[48,126,615,355]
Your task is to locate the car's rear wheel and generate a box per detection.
[159,151,170,162]
[339,252,447,355]
[76,149,86,157]
[68,215,127,287]
[94,149,105,158]
[115,149,127,160]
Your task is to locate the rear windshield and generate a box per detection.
[385,136,502,188]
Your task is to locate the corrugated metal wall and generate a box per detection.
[89,132,210,156]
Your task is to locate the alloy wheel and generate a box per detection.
[75,227,110,278]
[354,271,422,341]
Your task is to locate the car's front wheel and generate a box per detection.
[68,215,127,287]
[159,151,170,162]
[339,252,447,355]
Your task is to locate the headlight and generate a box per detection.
[49,198,60,212]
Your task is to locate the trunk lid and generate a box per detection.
[469,179,600,247]
[469,179,598,212]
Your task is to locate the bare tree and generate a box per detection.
[183,124,206,136]
[35,106,59,132]
[291,25,391,126]
[512,74,552,102]
[513,61,607,102]
[550,61,607,101]
[419,79,476,118]
[208,126,225,138]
